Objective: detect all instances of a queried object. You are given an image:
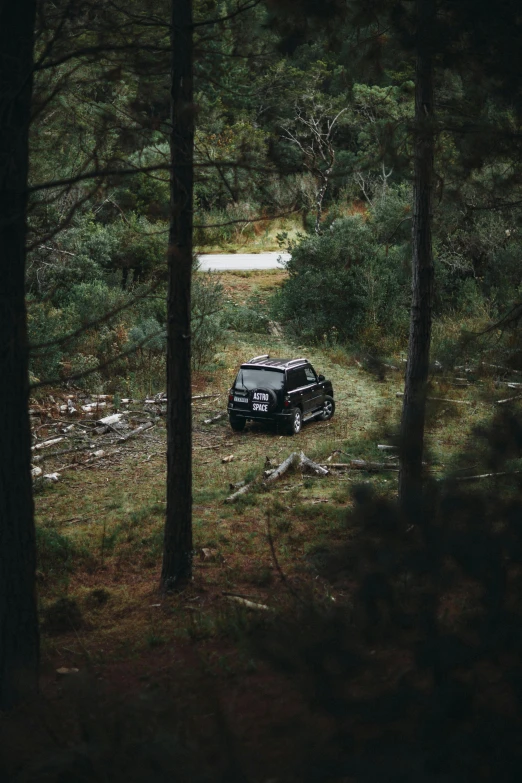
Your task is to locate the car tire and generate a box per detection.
[229,415,246,432]
[286,407,302,435]
[319,395,335,421]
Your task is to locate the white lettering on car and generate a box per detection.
[252,403,268,412]
[253,392,269,401]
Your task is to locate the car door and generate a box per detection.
[287,367,316,415]
[303,364,324,412]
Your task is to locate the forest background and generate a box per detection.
[2,0,522,780]
[27,0,522,390]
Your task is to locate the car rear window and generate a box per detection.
[235,367,284,391]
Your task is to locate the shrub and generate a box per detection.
[192,273,226,369]
[223,290,270,334]
[28,300,79,383]
[275,214,410,346]
[64,281,127,327]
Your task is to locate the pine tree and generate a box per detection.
[0,0,40,708]
[398,0,435,507]
[162,0,195,590]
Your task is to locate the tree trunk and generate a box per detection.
[162,0,194,591]
[314,173,329,234]
[0,1,40,708]
[398,0,435,509]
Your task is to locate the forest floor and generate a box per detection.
[5,271,508,781]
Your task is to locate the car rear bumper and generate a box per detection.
[227,404,293,422]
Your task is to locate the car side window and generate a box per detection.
[287,368,308,390]
[304,365,317,384]
[286,369,299,391]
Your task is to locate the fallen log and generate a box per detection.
[324,461,399,471]
[223,594,271,611]
[481,362,522,375]
[396,392,472,405]
[226,451,304,500]
[203,412,226,425]
[118,421,154,443]
[224,480,256,504]
[229,479,246,491]
[264,451,302,484]
[32,443,96,462]
[32,437,64,451]
[454,470,522,482]
[300,453,329,476]
[97,413,124,427]
[225,450,388,503]
[496,393,522,405]
[454,365,474,373]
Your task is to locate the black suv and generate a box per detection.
[227,355,335,435]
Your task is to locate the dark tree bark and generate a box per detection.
[0,1,40,708]
[398,0,436,509]
[162,0,194,591]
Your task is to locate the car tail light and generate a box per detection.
[228,393,233,402]
[284,396,291,407]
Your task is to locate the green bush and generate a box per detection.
[192,273,226,369]
[223,290,270,334]
[64,280,127,327]
[275,214,410,346]
[69,353,103,392]
[28,300,78,383]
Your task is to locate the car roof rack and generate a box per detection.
[285,358,308,367]
[247,354,270,364]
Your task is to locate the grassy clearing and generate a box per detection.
[23,271,522,782]
[195,214,304,254]
[33,271,510,670]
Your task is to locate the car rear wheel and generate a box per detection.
[286,407,302,435]
[229,415,246,432]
